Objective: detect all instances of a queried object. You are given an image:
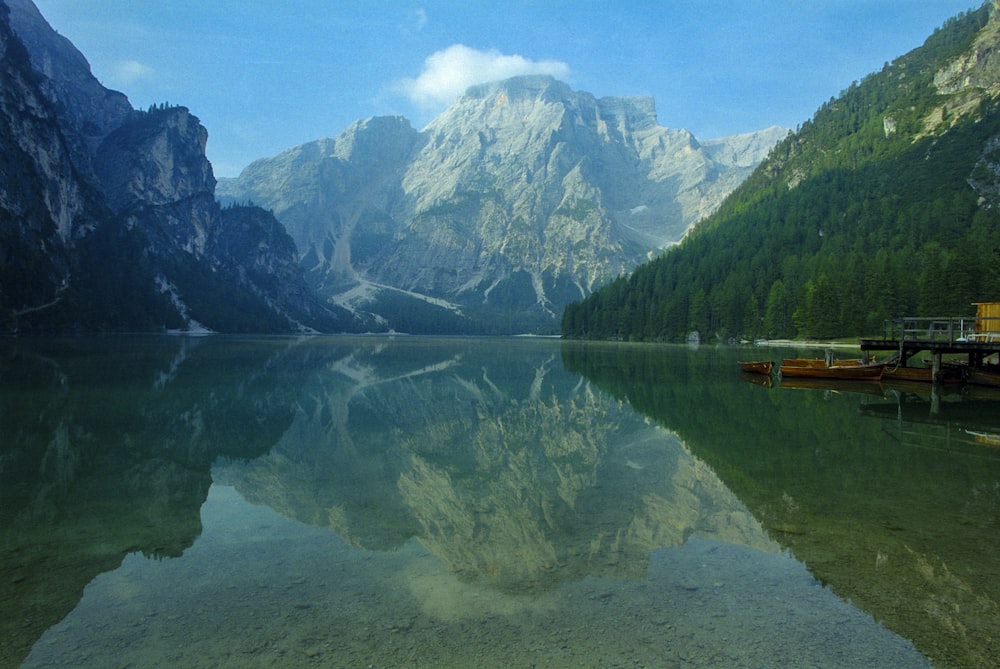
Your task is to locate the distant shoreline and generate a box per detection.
[754,339,860,350]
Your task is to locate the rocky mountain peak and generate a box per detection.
[332,115,421,163]
[436,74,659,137]
[461,74,658,133]
[220,75,786,333]
[95,105,216,214]
[465,73,572,102]
[6,0,131,166]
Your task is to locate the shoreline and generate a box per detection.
[754,339,861,350]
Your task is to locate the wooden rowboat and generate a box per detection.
[782,357,876,368]
[738,360,774,375]
[967,365,1000,388]
[779,360,885,380]
[882,365,963,384]
[781,358,827,368]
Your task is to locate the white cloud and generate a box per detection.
[398,44,570,109]
[111,59,154,86]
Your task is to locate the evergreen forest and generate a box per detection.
[562,4,1000,342]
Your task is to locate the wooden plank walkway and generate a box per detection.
[861,316,1000,378]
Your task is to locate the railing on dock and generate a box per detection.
[877,316,1000,343]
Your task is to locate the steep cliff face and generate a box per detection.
[1,0,349,333]
[0,0,104,330]
[5,0,131,172]
[209,204,346,332]
[95,107,216,213]
[224,115,424,292]
[92,106,217,267]
[219,76,785,333]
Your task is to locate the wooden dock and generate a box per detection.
[860,315,1000,383]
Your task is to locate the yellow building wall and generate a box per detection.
[974,302,1000,333]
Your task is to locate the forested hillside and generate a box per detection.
[562,4,1000,341]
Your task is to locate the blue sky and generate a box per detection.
[31,1,981,178]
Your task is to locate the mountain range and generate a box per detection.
[217,78,785,334]
[0,0,783,335]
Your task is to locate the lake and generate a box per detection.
[2,336,998,668]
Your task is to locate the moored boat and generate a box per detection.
[781,357,876,368]
[966,365,1000,388]
[781,358,827,368]
[882,364,963,384]
[779,360,885,380]
[738,360,774,375]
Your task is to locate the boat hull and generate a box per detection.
[780,362,885,380]
[781,358,827,368]
[967,366,1000,388]
[882,366,963,384]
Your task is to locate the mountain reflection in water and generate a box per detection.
[2,337,984,667]
[213,340,774,593]
[563,341,1000,669]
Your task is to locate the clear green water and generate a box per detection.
[3,336,998,668]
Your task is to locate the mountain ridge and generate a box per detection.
[219,75,786,333]
[1,0,351,334]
